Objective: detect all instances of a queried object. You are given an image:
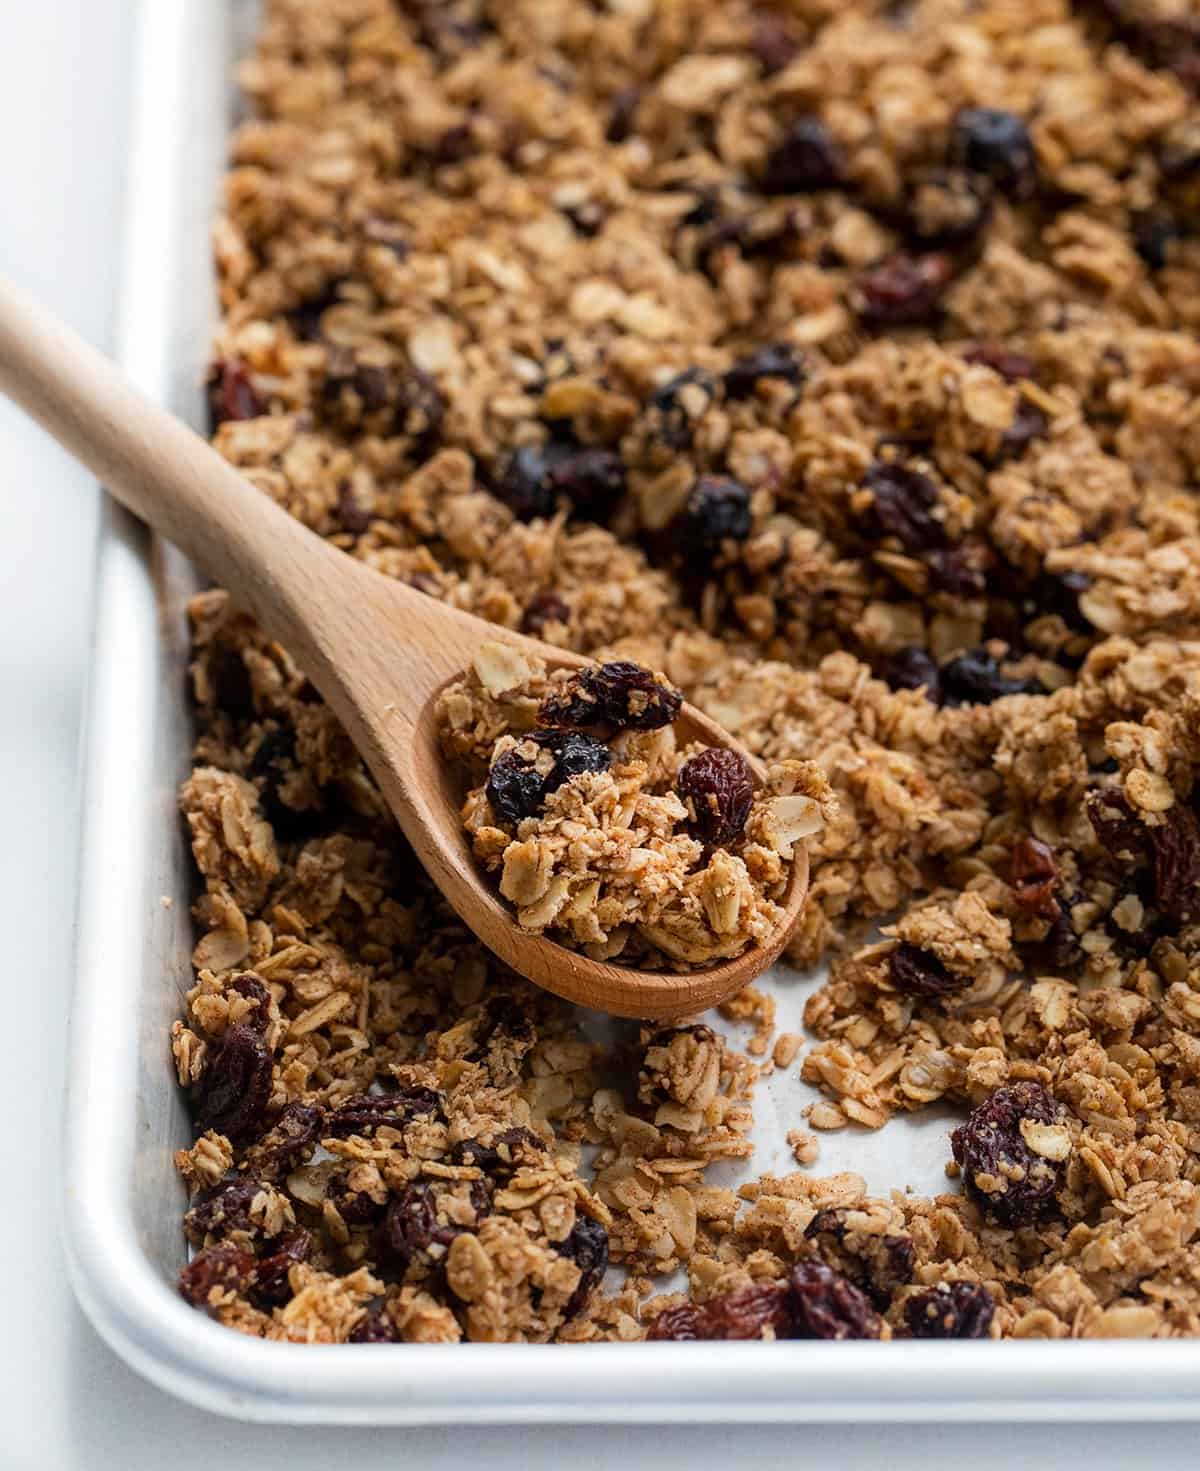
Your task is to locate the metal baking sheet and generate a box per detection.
[63,0,1200,1423]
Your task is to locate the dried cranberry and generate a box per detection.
[905,1280,995,1338]
[325,1089,445,1137]
[496,443,625,523]
[539,661,681,732]
[861,461,948,553]
[761,116,844,195]
[1086,786,1148,863]
[184,1179,266,1244]
[647,368,717,450]
[994,397,1049,463]
[904,168,993,248]
[787,1259,882,1339]
[940,648,1044,706]
[963,344,1035,382]
[647,1282,792,1341]
[927,539,992,598]
[679,475,753,554]
[241,1101,324,1181]
[888,942,969,999]
[207,359,263,428]
[949,108,1038,199]
[350,1299,399,1343]
[485,729,613,822]
[194,1023,273,1143]
[520,590,570,636]
[254,1228,312,1306]
[677,747,756,846]
[724,342,806,400]
[556,1214,610,1319]
[247,726,319,843]
[178,1245,257,1310]
[1010,836,1061,922]
[858,252,955,326]
[881,647,942,701]
[951,1081,1068,1225]
[1151,803,1200,924]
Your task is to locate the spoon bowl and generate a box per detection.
[0,273,810,1019]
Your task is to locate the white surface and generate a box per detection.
[2,0,1199,1465]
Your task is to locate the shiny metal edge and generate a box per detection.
[62,0,1200,1424]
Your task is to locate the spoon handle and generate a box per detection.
[0,272,347,656]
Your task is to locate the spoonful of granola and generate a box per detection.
[0,274,820,1018]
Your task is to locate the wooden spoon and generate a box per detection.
[0,275,809,1020]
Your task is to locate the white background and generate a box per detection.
[1,3,1198,1467]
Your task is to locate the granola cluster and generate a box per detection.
[435,642,827,968]
[172,0,1200,1343]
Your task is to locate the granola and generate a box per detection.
[435,643,825,967]
[172,0,1200,1344]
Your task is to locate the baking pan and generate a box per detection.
[63,0,1200,1423]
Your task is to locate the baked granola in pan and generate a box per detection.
[172,0,1200,1343]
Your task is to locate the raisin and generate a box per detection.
[861,460,948,553]
[520,590,570,636]
[995,397,1049,463]
[679,475,753,554]
[881,647,942,702]
[539,661,681,732]
[962,344,1035,382]
[786,1259,882,1339]
[804,1209,915,1309]
[950,1081,1068,1226]
[228,973,271,1032]
[888,942,969,998]
[556,1214,610,1319]
[336,483,372,535]
[449,1126,545,1180]
[241,1101,324,1181]
[676,747,756,846]
[396,368,445,455]
[858,252,955,327]
[723,343,806,401]
[350,1299,399,1343]
[325,1089,445,1137]
[254,1228,312,1306]
[381,1182,461,1274]
[208,644,256,721]
[647,368,717,450]
[904,168,993,248]
[496,443,625,523]
[761,116,844,195]
[289,281,344,343]
[949,108,1038,199]
[940,648,1044,706]
[926,539,992,598]
[1151,803,1200,924]
[1032,567,1093,634]
[750,16,801,75]
[485,729,613,822]
[247,726,319,843]
[178,1245,257,1310]
[605,85,641,143]
[1131,207,1186,270]
[1010,836,1061,922]
[207,359,263,428]
[328,1170,386,1226]
[184,1178,267,1244]
[646,1282,792,1341]
[905,1281,995,1338]
[466,996,537,1077]
[194,1023,273,1143]
[1086,786,1148,863]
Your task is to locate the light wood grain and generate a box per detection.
[0,273,810,1019]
